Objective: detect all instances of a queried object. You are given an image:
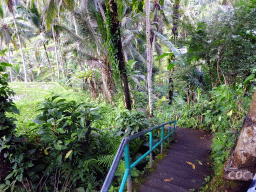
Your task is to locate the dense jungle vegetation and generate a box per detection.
[1,0,256,191]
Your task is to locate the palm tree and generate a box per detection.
[52,24,60,80]
[18,3,55,81]
[41,0,116,102]
[106,0,132,110]
[5,0,28,82]
[0,17,15,82]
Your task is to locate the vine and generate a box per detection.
[105,0,122,83]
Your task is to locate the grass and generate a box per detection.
[7,82,99,135]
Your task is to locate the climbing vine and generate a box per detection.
[105,0,120,81]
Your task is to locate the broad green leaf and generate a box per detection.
[160,0,164,6]
[0,4,3,19]
[0,62,12,67]
[57,154,62,165]
[244,74,255,86]
[5,172,14,180]
[167,63,175,70]
[44,149,48,155]
[65,149,73,159]
[155,52,173,61]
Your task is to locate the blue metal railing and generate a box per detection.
[101,120,177,192]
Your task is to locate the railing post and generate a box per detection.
[168,123,171,145]
[124,144,132,192]
[149,131,153,168]
[161,126,164,154]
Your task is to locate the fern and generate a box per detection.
[97,154,115,168]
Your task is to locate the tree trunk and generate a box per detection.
[57,39,67,79]
[169,76,174,105]
[101,71,114,104]
[88,78,97,98]
[146,0,154,116]
[187,84,190,105]
[12,13,28,82]
[73,15,78,35]
[7,43,13,82]
[52,25,60,81]
[172,0,180,42]
[43,44,54,82]
[108,0,132,110]
[224,92,256,181]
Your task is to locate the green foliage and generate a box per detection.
[0,62,18,191]
[176,84,251,176]
[0,62,18,150]
[105,0,121,81]
[112,109,149,137]
[3,95,123,191]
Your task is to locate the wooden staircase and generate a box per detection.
[139,127,212,192]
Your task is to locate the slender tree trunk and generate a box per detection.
[108,0,132,110]
[7,43,13,82]
[57,39,67,79]
[187,84,190,105]
[169,76,174,105]
[172,0,180,42]
[43,44,54,81]
[124,51,136,106]
[28,63,35,81]
[52,25,60,81]
[12,13,28,82]
[73,16,78,35]
[146,0,154,116]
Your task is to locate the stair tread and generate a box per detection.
[155,164,208,179]
[166,150,207,161]
[151,170,204,190]
[139,185,164,192]
[162,156,211,174]
[143,176,190,192]
[138,127,212,192]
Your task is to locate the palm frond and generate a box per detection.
[42,0,58,30]
[0,4,3,19]
[73,11,103,55]
[154,31,185,65]
[86,0,107,43]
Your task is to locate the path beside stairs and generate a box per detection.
[139,127,213,192]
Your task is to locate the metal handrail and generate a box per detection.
[101,120,177,192]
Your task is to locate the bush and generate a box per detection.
[0,62,19,190]
[2,96,122,191]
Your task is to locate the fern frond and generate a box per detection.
[97,154,115,168]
